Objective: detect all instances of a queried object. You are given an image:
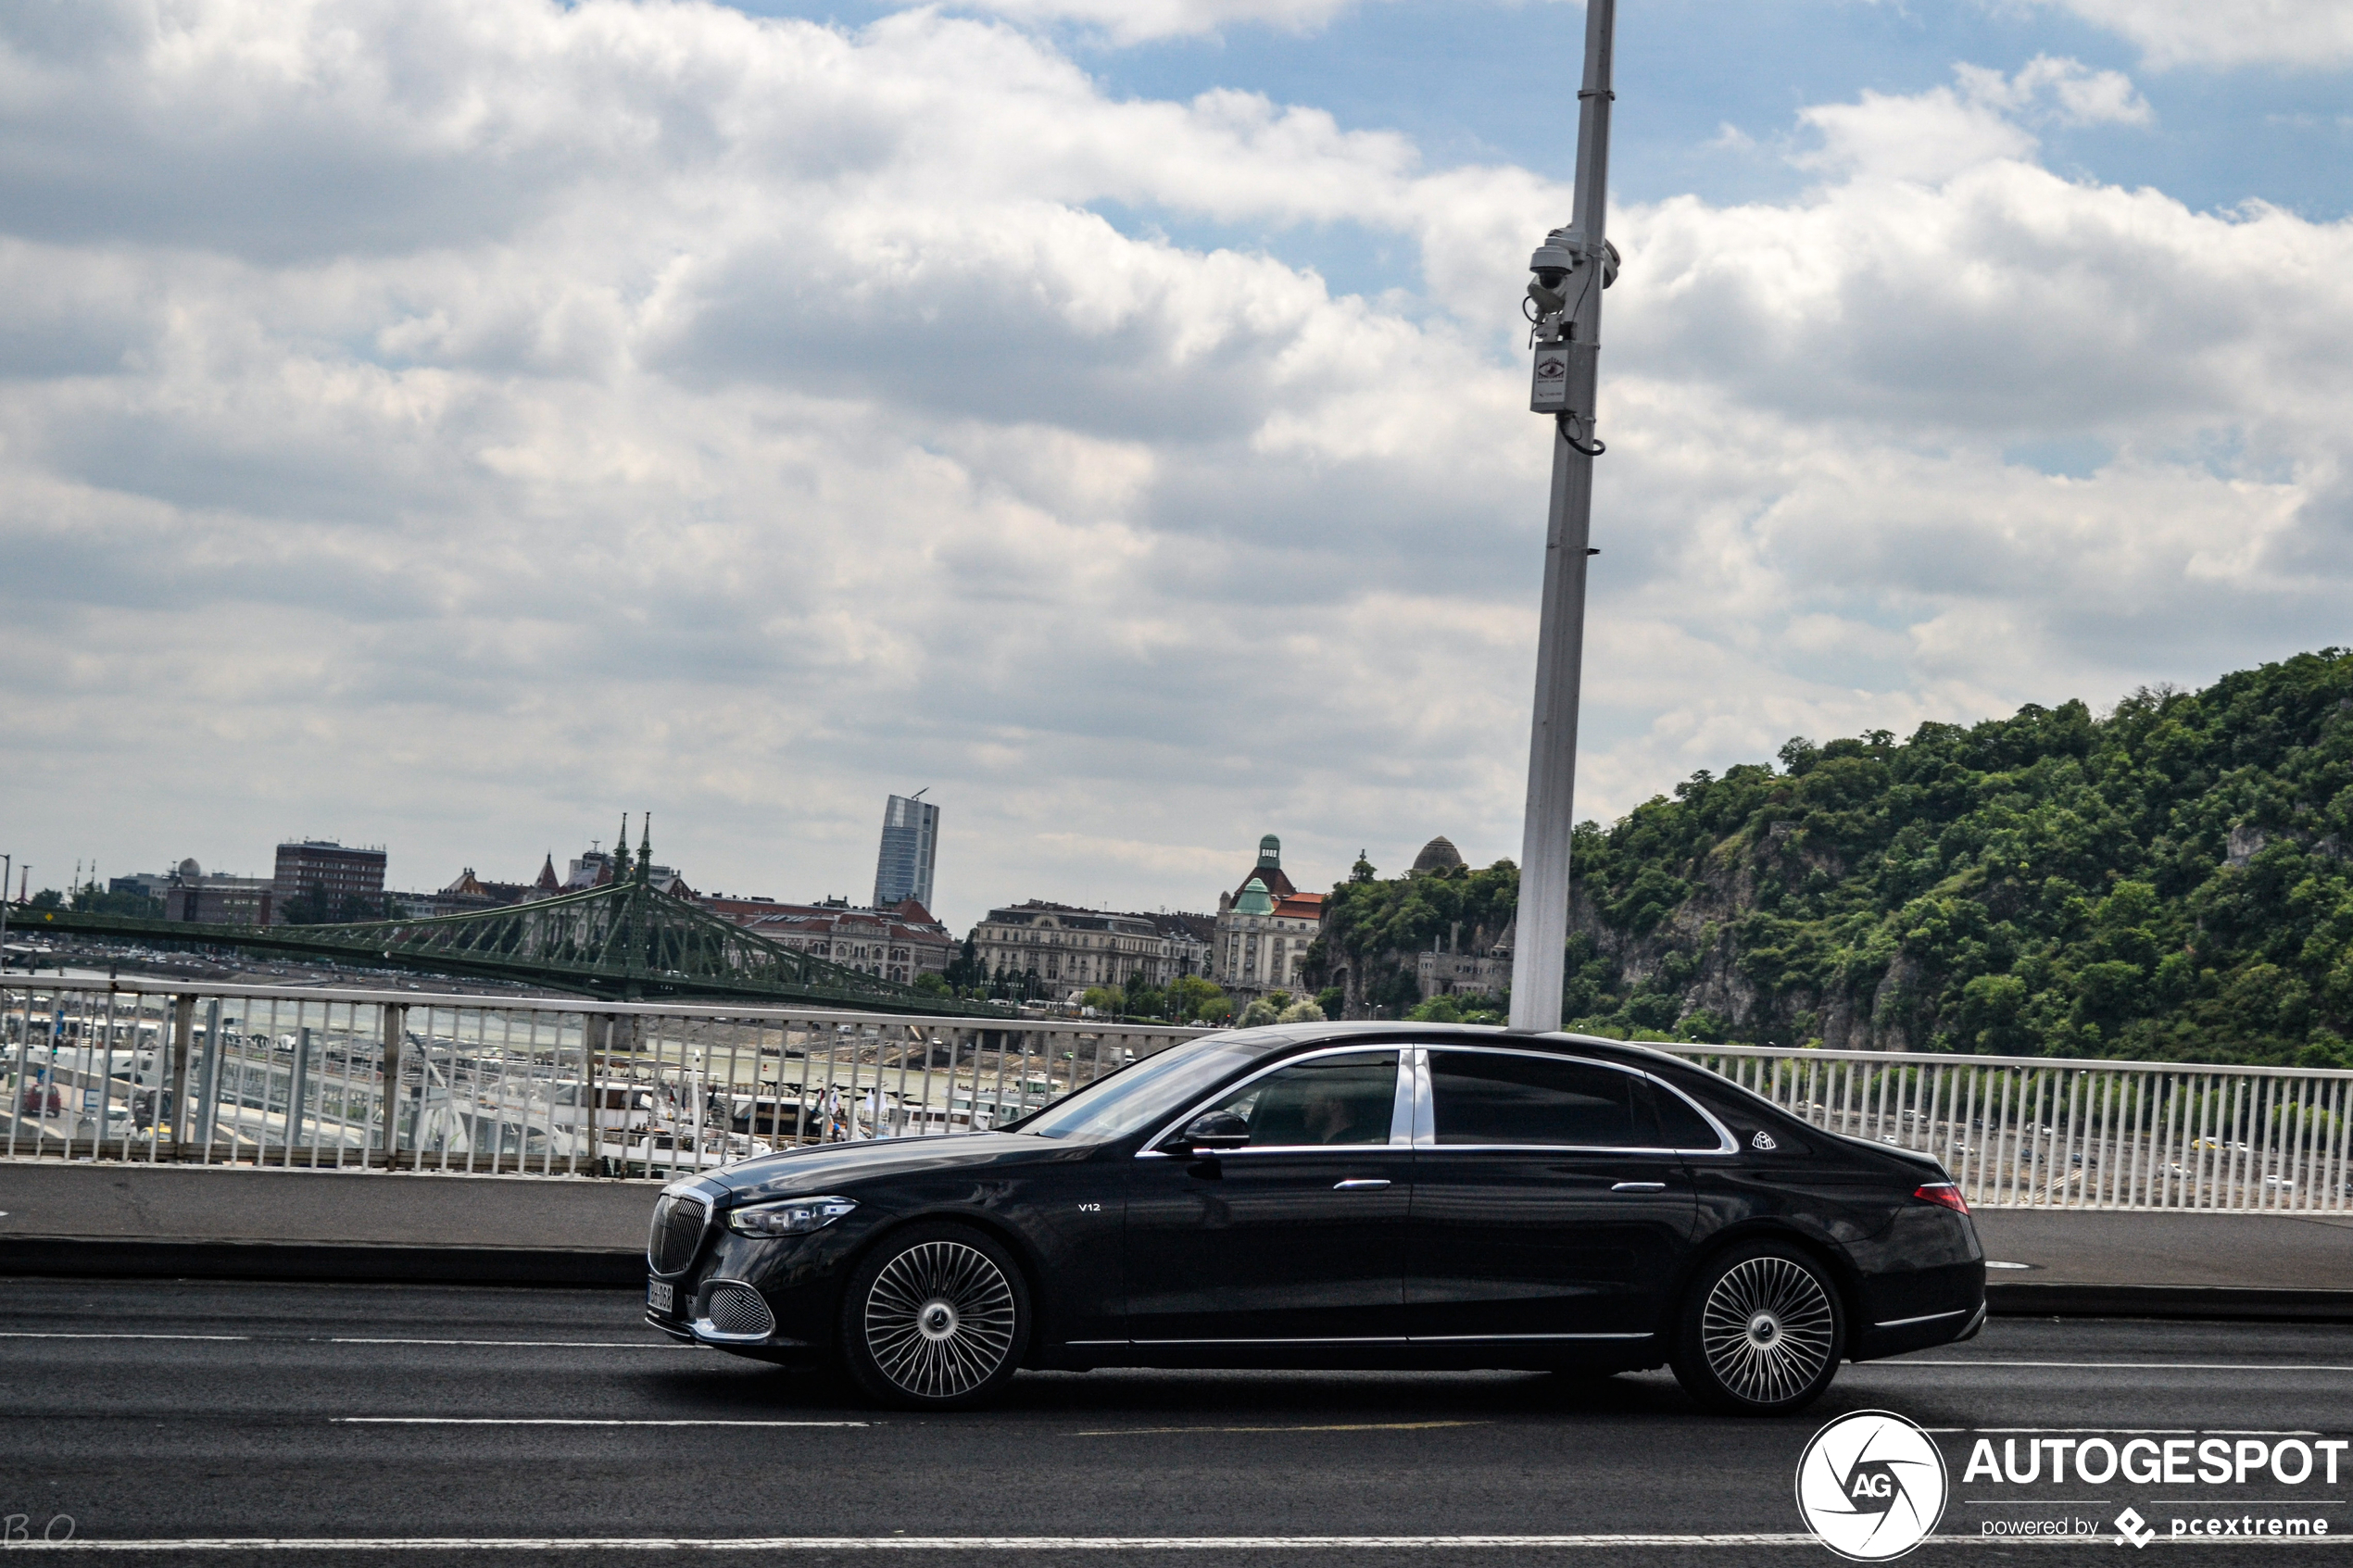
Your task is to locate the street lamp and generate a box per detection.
[1507,0,1619,1035]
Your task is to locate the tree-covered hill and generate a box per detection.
[1316,649,2353,1066]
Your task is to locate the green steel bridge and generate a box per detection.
[9,874,968,1013]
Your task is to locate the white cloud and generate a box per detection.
[943,0,1389,45]
[1,1,2348,929]
[1963,56,2153,127]
[1796,57,2146,183]
[2028,1,2353,70]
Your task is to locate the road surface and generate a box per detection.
[6,1277,2352,1564]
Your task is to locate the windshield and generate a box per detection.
[1013,1035,1264,1143]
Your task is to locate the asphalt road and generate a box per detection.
[6,1279,2353,1566]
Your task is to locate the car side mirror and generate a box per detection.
[1172,1111,1251,1155]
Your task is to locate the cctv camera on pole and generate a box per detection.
[1508,0,1618,1035]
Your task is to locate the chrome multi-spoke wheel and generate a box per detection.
[1673,1245,1843,1414]
[849,1230,1026,1407]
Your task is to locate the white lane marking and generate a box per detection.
[0,1333,250,1342]
[21,1536,2324,1552]
[0,1534,1856,1551]
[328,1338,692,1348]
[1921,1427,2194,1434]
[1939,1427,2318,1436]
[1887,1360,2353,1373]
[331,1419,870,1428]
[1071,1421,1483,1436]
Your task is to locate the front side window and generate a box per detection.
[1014,1035,1263,1143]
[1428,1051,1637,1148]
[1195,1050,1400,1148]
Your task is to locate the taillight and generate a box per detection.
[1914,1182,1969,1215]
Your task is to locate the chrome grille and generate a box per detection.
[705,1283,775,1338]
[647,1193,708,1275]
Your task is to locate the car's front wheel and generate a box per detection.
[839,1223,1030,1410]
[1669,1241,1843,1415]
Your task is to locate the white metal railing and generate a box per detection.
[1,978,1202,1180]
[1675,1042,2353,1212]
[7,977,2344,1210]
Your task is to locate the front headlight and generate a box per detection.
[724,1196,857,1237]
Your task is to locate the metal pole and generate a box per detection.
[1508,0,1617,1035]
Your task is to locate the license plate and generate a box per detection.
[647,1279,674,1313]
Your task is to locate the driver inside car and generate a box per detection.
[1300,1076,1375,1144]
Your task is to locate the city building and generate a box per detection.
[968,903,1213,994]
[702,896,954,985]
[1146,910,1216,978]
[557,816,691,897]
[564,847,618,890]
[873,791,939,911]
[1410,835,1465,876]
[271,840,386,921]
[432,869,536,915]
[1214,835,1325,1004]
[1416,935,1514,1003]
[160,859,274,924]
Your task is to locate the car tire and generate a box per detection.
[838,1223,1031,1411]
[1669,1240,1844,1416]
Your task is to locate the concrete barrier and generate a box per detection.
[12,1160,2353,1316]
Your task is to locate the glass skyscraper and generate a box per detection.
[873,791,939,911]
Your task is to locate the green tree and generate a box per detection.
[1166,975,1228,1023]
[1536,649,2353,1063]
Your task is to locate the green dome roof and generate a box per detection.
[1234,874,1276,915]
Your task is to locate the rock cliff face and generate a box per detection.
[1323,650,2353,1067]
[1558,828,1929,1051]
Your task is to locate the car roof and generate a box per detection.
[1255,1020,1695,1074]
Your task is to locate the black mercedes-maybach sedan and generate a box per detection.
[642,1022,1985,1413]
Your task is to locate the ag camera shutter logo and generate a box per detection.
[1795,1410,1948,1561]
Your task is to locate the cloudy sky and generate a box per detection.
[2,0,2347,931]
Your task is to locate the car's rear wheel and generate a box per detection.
[1669,1241,1843,1415]
[839,1223,1029,1410]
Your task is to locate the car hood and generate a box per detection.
[705,1133,1080,1201]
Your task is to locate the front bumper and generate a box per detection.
[643,1214,874,1358]
[644,1289,820,1358]
[645,1308,697,1344]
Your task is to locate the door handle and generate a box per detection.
[1332,1178,1392,1191]
[1611,1181,1667,1192]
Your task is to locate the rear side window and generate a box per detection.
[1428,1051,1635,1147]
[1676,1077,1812,1156]
[1642,1080,1723,1150]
